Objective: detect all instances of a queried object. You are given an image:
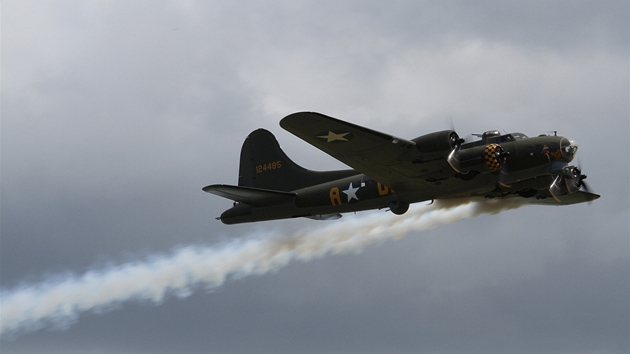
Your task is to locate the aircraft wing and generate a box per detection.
[203,184,295,206]
[280,112,442,190]
[528,190,601,205]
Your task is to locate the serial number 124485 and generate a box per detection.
[255,160,282,173]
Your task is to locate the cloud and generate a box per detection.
[2,1,627,353]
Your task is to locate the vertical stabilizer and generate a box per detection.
[238,129,356,191]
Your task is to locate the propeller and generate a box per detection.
[448,117,466,147]
[492,146,511,188]
[450,132,465,148]
[575,170,590,192]
[575,159,591,192]
[548,165,590,202]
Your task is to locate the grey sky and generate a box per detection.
[2,1,628,353]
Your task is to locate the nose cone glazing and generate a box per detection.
[561,138,578,162]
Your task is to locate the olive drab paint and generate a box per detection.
[204,112,599,224]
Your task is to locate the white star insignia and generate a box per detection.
[342,183,360,202]
[316,131,349,143]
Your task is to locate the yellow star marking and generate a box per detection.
[316,131,349,143]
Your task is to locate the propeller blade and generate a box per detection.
[548,175,563,202]
[581,180,591,193]
[575,160,596,196]
[493,146,511,188]
[498,163,511,188]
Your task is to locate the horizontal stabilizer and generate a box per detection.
[202,184,295,206]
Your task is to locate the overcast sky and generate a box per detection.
[2,1,628,353]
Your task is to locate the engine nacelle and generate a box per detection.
[411,130,462,153]
[448,143,507,173]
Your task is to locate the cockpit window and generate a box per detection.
[511,133,528,140]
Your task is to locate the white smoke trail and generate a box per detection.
[0,198,525,338]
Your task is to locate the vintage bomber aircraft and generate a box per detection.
[204,112,599,224]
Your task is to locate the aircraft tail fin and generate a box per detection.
[238,129,357,191]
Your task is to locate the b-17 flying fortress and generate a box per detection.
[204,112,599,224]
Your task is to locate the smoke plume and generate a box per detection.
[0,198,525,338]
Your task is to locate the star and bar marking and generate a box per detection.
[329,182,365,205]
[316,131,350,143]
[342,183,360,202]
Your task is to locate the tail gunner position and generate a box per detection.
[204,112,599,224]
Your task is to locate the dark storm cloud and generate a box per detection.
[2,0,628,353]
